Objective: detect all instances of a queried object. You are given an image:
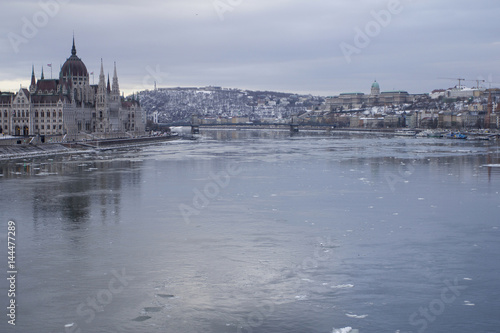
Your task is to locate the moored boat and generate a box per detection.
[445,132,467,139]
[395,129,416,136]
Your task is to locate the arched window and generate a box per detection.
[41,111,44,117]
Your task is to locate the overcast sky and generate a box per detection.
[1,0,499,97]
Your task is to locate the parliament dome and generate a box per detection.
[60,38,88,78]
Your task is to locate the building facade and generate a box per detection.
[0,38,145,140]
[325,80,413,110]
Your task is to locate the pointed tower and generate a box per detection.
[71,34,77,56]
[107,74,111,94]
[96,58,108,132]
[112,61,120,102]
[30,65,36,93]
[41,67,45,80]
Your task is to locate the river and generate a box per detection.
[1,129,499,333]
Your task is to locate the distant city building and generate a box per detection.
[0,38,145,139]
[325,80,413,110]
[371,80,380,95]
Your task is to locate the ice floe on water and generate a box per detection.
[481,164,500,167]
[332,327,354,333]
[345,313,368,319]
[330,284,354,289]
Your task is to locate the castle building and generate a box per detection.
[325,80,413,110]
[371,80,380,95]
[0,38,145,140]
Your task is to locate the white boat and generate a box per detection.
[395,129,416,136]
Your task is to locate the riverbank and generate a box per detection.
[0,144,82,161]
[0,134,180,161]
[199,124,500,138]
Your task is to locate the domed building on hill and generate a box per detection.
[0,38,145,139]
[324,80,412,110]
[371,80,380,96]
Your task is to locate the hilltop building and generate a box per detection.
[325,80,413,110]
[0,38,145,140]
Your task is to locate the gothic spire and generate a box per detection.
[112,61,120,100]
[31,65,36,86]
[41,66,44,80]
[71,34,77,56]
[97,59,107,99]
[107,74,111,93]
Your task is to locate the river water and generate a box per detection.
[1,129,499,333]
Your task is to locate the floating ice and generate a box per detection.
[332,327,353,333]
[463,300,475,306]
[345,313,368,319]
[331,284,354,289]
[64,323,74,328]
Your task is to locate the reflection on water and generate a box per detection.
[0,130,499,333]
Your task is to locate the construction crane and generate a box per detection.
[438,77,466,89]
[467,79,485,89]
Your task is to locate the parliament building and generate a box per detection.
[0,38,145,140]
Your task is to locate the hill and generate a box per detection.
[137,86,325,124]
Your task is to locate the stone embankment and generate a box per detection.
[0,144,79,161]
[0,135,179,161]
